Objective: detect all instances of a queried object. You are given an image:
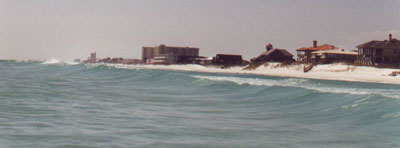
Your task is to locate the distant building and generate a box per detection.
[148,53,176,64]
[142,47,155,63]
[311,49,357,64]
[98,57,123,63]
[122,59,142,64]
[252,44,294,63]
[193,57,213,65]
[97,57,142,64]
[176,55,207,64]
[142,44,199,64]
[212,54,245,65]
[84,52,97,63]
[356,34,400,66]
[73,59,81,63]
[296,40,338,63]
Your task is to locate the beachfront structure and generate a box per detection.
[356,34,400,66]
[311,49,357,64]
[98,57,123,63]
[121,59,142,64]
[98,57,142,64]
[142,47,155,63]
[148,54,175,64]
[296,40,338,63]
[84,52,97,63]
[252,44,294,63]
[212,54,245,65]
[193,57,213,65]
[142,44,199,64]
[176,55,208,64]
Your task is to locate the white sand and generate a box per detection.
[108,63,400,84]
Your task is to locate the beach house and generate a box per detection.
[176,55,208,64]
[310,49,358,64]
[356,34,400,66]
[296,40,338,63]
[212,54,245,65]
[252,44,294,63]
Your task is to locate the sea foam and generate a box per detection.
[105,62,400,85]
[42,58,79,65]
[191,75,400,99]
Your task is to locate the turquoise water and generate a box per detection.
[0,60,399,148]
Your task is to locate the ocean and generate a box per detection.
[0,60,399,148]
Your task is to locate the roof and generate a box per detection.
[356,38,400,49]
[160,44,199,49]
[194,57,213,60]
[296,44,339,51]
[311,50,358,56]
[216,54,242,57]
[177,55,206,58]
[143,45,199,49]
[255,48,293,59]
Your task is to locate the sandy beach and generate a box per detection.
[106,62,400,85]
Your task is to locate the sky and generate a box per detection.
[0,0,399,60]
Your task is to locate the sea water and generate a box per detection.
[0,60,399,148]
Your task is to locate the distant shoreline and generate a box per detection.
[1,59,399,85]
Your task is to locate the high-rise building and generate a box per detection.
[142,47,155,62]
[87,52,96,63]
[142,44,199,64]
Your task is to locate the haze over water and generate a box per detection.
[1,60,399,147]
[1,0,400,60]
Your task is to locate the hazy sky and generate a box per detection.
[1,0,399,60]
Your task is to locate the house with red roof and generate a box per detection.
[356,34,400,66]
[296,40,338,63]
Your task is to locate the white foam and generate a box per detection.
[42,58,61,64]
[191,75,400,98]
[92,63,400,98]
[42,58,79,65]
[382,112,400,118]
[106,63,400,85]
[192,75,306,87]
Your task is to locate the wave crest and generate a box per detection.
[192,75,400,98]
[42,58,79,65]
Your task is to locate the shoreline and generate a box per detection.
[107,63,400,85]
[3,59,398,85]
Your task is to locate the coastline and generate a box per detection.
[107,62,400,85]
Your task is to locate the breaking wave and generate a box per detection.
[42,58,79,65]
[1,59,400,147]
[191,75,400,99]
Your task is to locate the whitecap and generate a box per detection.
[42,58,79,65]
[191,75,400,99]
[382,112,400,118]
